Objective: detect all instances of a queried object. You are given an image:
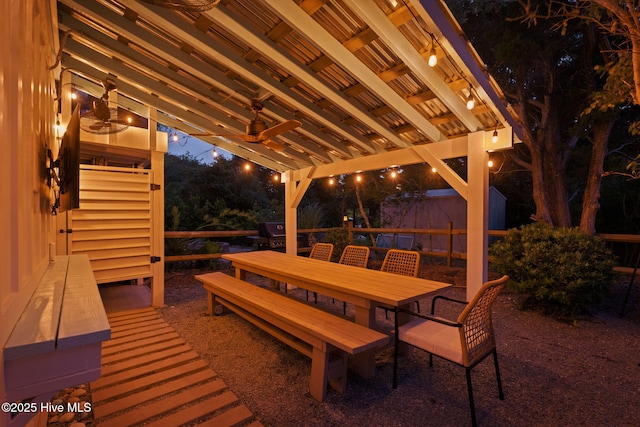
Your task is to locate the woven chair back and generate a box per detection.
[381,249,420,277]
[309,243,333,262]
[338,245,370,268]
[458,275,508,366]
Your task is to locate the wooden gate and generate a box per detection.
[65,165,154,284]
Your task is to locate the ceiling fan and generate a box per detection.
[80,78,130,135]
[193,100,301,151]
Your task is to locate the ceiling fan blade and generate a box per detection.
[189,132,244,139]
[89,122,105,131]
[259,119,301,139]
[262,139,286,152]
[110,119,130,125]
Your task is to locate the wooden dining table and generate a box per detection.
[221,250,451,377]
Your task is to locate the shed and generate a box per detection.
[381,187,506,253]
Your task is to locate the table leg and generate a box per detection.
[234,267,246,281]
[396,303,414,356]
[352,306,377,378]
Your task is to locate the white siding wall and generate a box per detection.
[1,0,59,425]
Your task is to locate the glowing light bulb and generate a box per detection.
[428,46,437,67]
[127,116,133,124]
[431,167,437,173]
[328,177,335,185]
[172,133,179,142]
[356,174,362,183]
[488,160,494,168]
[390,170,397,179]
[244,163,251,171]
[492,129,498,144]
[212,148,218,158]
[70,92,77,100]
[466,94,475,110]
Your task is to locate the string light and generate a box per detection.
[431,166,437,173]
[492,129,498,143]
[488,159,494,168]
[356,174,362,183]
[466,86,475,110]
[428,36,437,67]
[172,132,179,142]
[244,163,251,171]
[328,177,335,185]
[212,147,218,158]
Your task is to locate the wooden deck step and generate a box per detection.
[92,307,262,426]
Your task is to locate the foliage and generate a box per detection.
[199,208,257,231]
[164,154,280,231]
[449,0,635,232]
[489,222,616,317]
[204,240,220,270]
[321,228,351,262]
[298,202,325,229]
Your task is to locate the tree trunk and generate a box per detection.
[516,87,572,227]
[580,119,614,234]
[542,105,573,228]
[354,184,376,243]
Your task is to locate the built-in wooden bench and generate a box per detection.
[4,255,110,426]
[195,272,389,402]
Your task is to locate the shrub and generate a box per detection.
[489,222,616,317]
[322,228,350,262]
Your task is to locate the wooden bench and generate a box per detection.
[195,272,389,402]
[4,255,111,425]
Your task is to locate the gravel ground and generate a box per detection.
[157,262,640,427]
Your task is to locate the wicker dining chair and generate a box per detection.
[379,249,420,316]
[381,249,420,277]
[334,245,370,314]
[306,243,334,303]
[393,275,509,427]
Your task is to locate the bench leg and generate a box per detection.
[328,352,348,394]
[310,347,330,401]
[207,293,224,316]
[310,347,348,401]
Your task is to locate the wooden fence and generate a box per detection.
[164,227,639,275]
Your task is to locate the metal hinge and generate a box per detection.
[150,256,162,263]
[150,183,161,191]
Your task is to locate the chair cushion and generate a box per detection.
[398,318,463,365]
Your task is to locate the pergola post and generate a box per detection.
[149,109,166,307]
[466,132,489,299]
[283,170,298,255]
[282,167,314,255]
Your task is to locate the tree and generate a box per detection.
[450,0,622,233]
[164,154,283,230]
[521,0,640,106]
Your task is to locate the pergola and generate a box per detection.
[55,0,522,299]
